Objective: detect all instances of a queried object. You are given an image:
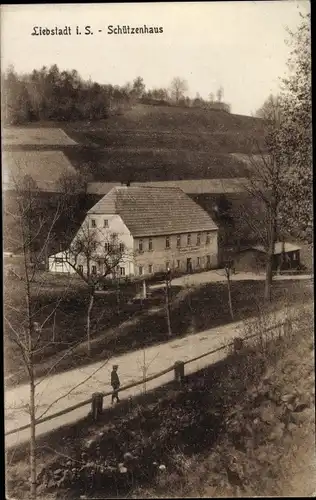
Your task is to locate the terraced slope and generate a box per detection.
[62,104,264,182]
[3,105,264,184]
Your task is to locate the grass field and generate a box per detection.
[3,127,77,146]
[4,104,265,184]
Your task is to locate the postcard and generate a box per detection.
[2,2,313,499]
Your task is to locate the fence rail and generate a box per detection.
[5,318,294,438]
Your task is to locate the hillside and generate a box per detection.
[4,104,265,184]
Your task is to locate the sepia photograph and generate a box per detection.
[1,1,313,498]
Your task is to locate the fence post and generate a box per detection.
[91,392,103,421]
[174,361,185,384]
[233,337,244,353]
[283,319,292,338]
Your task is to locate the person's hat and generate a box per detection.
[113,364,118,369]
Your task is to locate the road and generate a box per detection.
[5,305,300,450]
[150,270,312,290]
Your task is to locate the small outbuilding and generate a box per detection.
[234,242,301,273]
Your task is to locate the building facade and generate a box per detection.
[233,242,301,273]
[49,185,218,277]
[133,231,218,276]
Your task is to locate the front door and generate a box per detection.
[186,257,192,273]
[206,255,211,269]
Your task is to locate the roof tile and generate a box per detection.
[88,186,218,237]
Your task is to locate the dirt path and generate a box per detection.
[150,270,312,290]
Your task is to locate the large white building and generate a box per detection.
[49,185,219,277]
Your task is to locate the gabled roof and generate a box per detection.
[88,186,218,237]
[249,242,301,255]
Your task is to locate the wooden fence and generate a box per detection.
[5,318,294,437]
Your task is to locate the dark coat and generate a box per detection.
[111,370,120,388]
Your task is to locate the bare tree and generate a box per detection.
[231,98,286,301]
[255,94,282,121]
[63,221,132,354]
[216,86,224,102]
[4,172,70,500]
[4,173,119,499]
[169,77,188,104]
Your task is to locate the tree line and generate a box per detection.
[2,66,230,125]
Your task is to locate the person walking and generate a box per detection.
[111,365,120,404]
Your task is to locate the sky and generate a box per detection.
[1,1,310,116]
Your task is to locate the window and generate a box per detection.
[54,257,64,264]
[197,257,200,267]
[120,267,125,276]
[91,219,96,228]
[176,235,181,248]
[91,265,97,274]
[206,255,211,265]
[139,266,143,276]
[176,260,180,269]
[119,243,125,253]
[139,239,143,252]
[166,262,170,270]
[91,242,97,251]
[148,238,153,251]
[166,236,170,249]
[104,219,109,228]
[148,264,153,274]
[197,233,201,246]
[105,242,113,252]
[206,232,210,245]
[187,233,191,246]
[78,264,84,273]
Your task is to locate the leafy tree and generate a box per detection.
[2,64,128,123]
[169,77,188,104]
[131,76,146,99]
[151,87,169,101]
[278,13,312,242]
